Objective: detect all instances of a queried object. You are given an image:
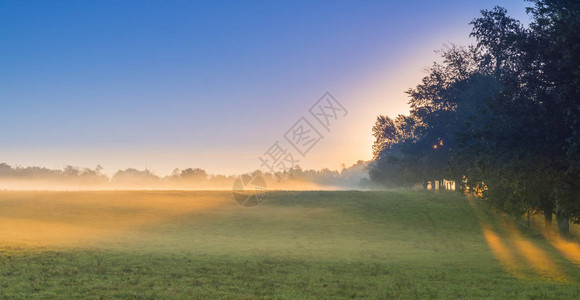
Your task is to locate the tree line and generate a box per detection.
[0,161,371,190]
[369,0,580,237]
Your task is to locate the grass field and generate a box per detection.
[1,190,580,299]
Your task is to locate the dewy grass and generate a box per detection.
[0,190,579,299]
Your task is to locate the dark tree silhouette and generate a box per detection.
[370,0,580,237]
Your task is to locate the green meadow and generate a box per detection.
[1,190,579,299]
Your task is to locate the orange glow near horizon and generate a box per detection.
[0,38,436,178]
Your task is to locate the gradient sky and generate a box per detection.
[0,0,530,176]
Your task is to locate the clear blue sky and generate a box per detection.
[0,0,530,176]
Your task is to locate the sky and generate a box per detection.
[0,0,531,176]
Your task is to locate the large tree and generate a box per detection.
[370,0,580,237]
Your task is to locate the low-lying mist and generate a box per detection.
[0,191,232,248]
[0,161,376,191]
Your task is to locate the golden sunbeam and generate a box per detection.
[498,218,568,282]
[467,197,525,278]
[467,197,569,281]
[547,233,580,267]
[512,237,567,281]
[481,225,525,278]
[524,214,580,268]
[0,191,230,248]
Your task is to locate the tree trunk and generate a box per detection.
[556,203,570,239]
[556,215,569,239]
[544,210,553,236]
[527,211,530,228]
